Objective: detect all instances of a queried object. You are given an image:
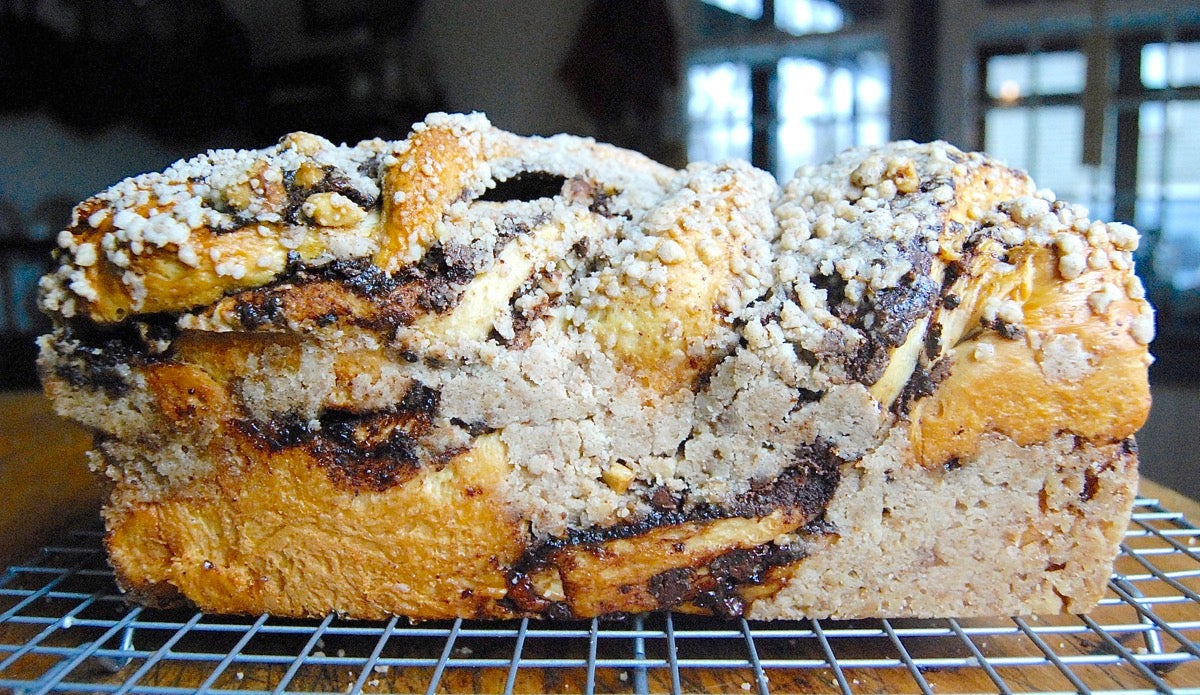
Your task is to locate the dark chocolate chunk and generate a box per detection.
[297,257,397,298]
[991,319,1024,340]
[893,357,954,416]
[796,387,823,403]
[649,486,680,512]
[1080,467,1100,503]
[313,409,421,491]
[647,567,697,608]
[846,338,890,386]
[236,411,315,452]
[725,442,843,521]
[693,543,807,618]
[477,172,568,203]
[800,517,839,535]
[280,164,378,225]
[357,154,384,182]
[234,293,286,329]
[50,316,177,397]
[925,321,943,360]
[237,383,444,492]
[450,418,495,437]
[494,217,533,253]
[505,441,842,617]
[870,274,940,347]
[400,382,440,416]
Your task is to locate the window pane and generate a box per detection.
[856,51,890,115]
[1164,102,1200,205]
[687,62,751,120]
[831,67,854,116]
[1036,52,1087,95]
[775,0,844,36]
[983,107,1030,168]
[1030,106,1085,194]
[687,63,753,163]
[701,0,762,20]
[1142,42,1200,89]
[8,256,47,333]
[772,57,830,176]
[688,122,752,164]
[1137,101,1164,231]
[986,51,1086,100]
[776,57,847,178]
[985,104,1112,217]
[986,54,1028,102]
[856,116,888,147]
[1143,100,1200,292]
[778,58,828,119]
[775,54,889,179]
[1143,44,1168,89]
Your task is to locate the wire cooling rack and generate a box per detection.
[2,498,1198,695]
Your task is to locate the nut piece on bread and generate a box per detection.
[38,113,1153,620]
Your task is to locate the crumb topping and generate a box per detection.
[40,128,389,321]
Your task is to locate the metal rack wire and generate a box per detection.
[3,497,1198,694]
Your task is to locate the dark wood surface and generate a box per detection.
[0,389,99,566]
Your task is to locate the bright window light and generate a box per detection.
[775,52,889,180]
[686,62,753,164]
[775,0,844,35]
[1142,42,1200,88]
[985,51,1085,99]
[701,0,762,21]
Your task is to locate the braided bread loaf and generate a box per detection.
[39,113,1152,619]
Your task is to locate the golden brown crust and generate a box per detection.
[910,242,1150,467]
[39,115,1153,620]
[375,119,505,271]
[108,433,523,619]
[55,139,383,323]
[42,114,672,326]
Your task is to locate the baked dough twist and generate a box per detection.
[39,114,1152,619]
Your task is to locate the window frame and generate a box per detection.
[978,25,1200,343]
[684,27,891,178]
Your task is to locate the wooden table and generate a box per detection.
[2,389,1198,694]
[0,390,100,566]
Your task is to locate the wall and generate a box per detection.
[0,1,666,212]
[406,0,597,137]
[0,114,192,222]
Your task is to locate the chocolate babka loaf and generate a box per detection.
[38,113,1153,619]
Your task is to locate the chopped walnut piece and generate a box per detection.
[602,462,636,494]
[302,192,366,227]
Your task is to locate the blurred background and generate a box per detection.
[0,0,1196,495]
